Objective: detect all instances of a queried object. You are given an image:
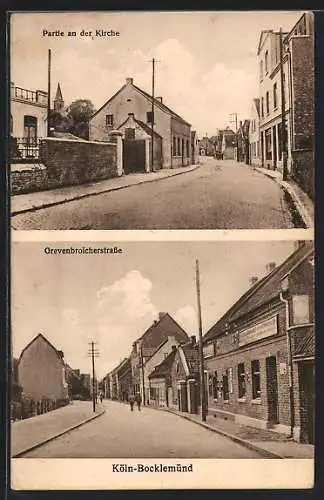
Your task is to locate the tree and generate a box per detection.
[49,110,72,133]
[67,99,96,140]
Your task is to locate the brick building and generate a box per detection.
[89,77,192,170]
[149,337,200,414]
[203,241,314,443]
[130,312,189,404]
[18,333,69,402]
[257,12,314,199]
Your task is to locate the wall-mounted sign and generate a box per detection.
[238,316,278,347]
[203,343,215,358]
[279,362,287,375]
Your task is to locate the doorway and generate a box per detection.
[272,126,277,169]
[266,356,279,424]
[123,139,146,174]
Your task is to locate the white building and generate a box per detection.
[249,98,261,165]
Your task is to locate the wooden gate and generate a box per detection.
[123,139,146,174]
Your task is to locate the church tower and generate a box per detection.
[54,83,64,112]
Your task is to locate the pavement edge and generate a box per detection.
[11,164,201,216]
[163,408,284,459]
[12,406,106,458]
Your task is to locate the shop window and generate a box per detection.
[146,111,153,124]
[251,360,261,399]
[125,128,135,140]
[273,83,277,109]
[238,363,246,398]
[222,373,229,401]
[292,295,310,325]
[105,114,114,127]
[212,371,218,399]
[265,128,272,160]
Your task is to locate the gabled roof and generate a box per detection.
[257,30,273,55]
[148,348,177,379]
[118,114,162,139]
[138,312,189,350]
[204,242,314,343]
[90,80,191,126]
[18,333,65,366]
[181,343,199,373]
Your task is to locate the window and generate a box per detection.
[146,111,153,124]
[125,128,135,140]
[277,122,282,160]
[186,139,189,157]
[212,371,218,399]
[273,83,277,109]
[177,137,180,156]
[222,373,229,401]
[251,360,261,399]
[173,136,177,156]
[105,114,114,127]
[238,363,246,398]
[181,138,184,157]
[24,115,37,141]
[261,97,264,118]
[265,50,269,74]
[292,295,310,325]
[266,91,270,115]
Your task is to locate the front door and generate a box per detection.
[123,139,146,174]
[272,126,277,169]
[298,361,315,444]
[266,356,279,424]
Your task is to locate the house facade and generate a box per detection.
[10,82,47,161]
[236,120,250,164]
[249,98,261,165]
[89,77,192,170]
[221,127,236,159]
[18,333,69,402]
[130,312,189,404]
[203,241,314,443]
[258,12,314,197]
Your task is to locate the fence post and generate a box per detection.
[108,130,123,176]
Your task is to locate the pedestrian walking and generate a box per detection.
[135,392,142,411]
[99,391,103,403]
[129,394,135,412]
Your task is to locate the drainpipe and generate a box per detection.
[279,291,295,438]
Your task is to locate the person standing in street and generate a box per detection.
[129,394,135,412]
[135,392,142,411]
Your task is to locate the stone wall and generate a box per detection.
[11,137,119,194]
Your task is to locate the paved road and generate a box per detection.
[12,158,293,230]
[22,400,261,458]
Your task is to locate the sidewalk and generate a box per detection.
[11,164,200,216]
[11,400,105,457]
[165,408,314,459]
[252,165,314,229]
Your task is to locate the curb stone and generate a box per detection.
[11,164,200,216]
[163,408,284,459]
[12,407,106,458]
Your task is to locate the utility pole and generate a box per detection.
[230,113,239,162]
[140,343,146,406]
[88,341,99,412]
[196,259,207,422]
[280,27,288,181]
[47,49,51,137]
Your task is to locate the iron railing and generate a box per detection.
[10,136,41,162]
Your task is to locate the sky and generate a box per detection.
[11,240,297,378]
[10,11,304,136]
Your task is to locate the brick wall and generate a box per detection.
[290,36,315,199]
[11,137,118,194]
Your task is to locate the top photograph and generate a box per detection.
[9,11,314,230]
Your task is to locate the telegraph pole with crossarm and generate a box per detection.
[88,341,99,412]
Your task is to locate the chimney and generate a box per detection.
[158,312,166,321]
[126,77,133,85]
[128,112,135,118]
[171,345,177,351]
[266,262,276,274]
[249,276,258,287]
[156,96,163,103]
[190,335,196,345]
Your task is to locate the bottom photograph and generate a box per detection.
[11,239,314,462]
